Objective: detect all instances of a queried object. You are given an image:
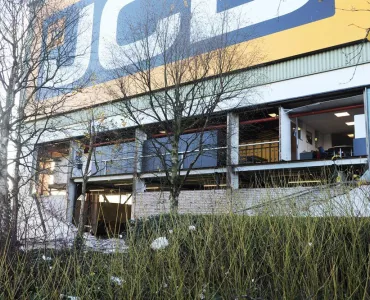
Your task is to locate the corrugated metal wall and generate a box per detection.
[262,42,370,84]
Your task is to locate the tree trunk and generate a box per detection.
[170,138,180,213]
[78,180,88,234]
[0,118,11,252]
[75,170,89,250]
[33,194,47,241]
[9,113,24,249]
[0,78,16,253]
[77,127,95,236]
[169,187,180,214]
[10,151,21,250]
[31,150,48,243]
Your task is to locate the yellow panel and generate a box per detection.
[259,0,370,63]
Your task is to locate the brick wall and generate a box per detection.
[134,187,310,218]
[134,190,232,218]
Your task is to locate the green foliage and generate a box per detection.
[2,214,370,299]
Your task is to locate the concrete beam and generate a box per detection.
[73,174,134,182]
[72,157,367,183]
[236,158,367,172]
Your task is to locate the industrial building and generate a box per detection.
[31,0,370,236]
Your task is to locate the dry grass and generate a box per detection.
[1,211,370,299]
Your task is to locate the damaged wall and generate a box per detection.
[17,195,76,247]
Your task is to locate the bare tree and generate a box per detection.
[73,110,107,240]
[57,107,125,245]
[103,0,264,212]
[0,0,93,250]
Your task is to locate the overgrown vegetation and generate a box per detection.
[1,213,370,299]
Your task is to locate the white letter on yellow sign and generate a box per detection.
[44,4,94,87]
[99,0,181,70]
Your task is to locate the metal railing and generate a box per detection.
[141,146,227,171]
[239,140,279,164]
[73,141,281,177]
[75,146,228,176]
[93,157,135,176]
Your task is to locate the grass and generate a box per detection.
[1,212,370,299]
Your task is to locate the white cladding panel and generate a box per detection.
[279,107,291,161]
[355,114,366,139]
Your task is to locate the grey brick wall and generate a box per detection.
[133,188,310,218]
[134,190,232,218]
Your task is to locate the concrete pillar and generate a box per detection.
[295,117,299,160]
[29,147,39,195]
[90,193,99,234]
[132,129,147,218]
[279,107,292,161]
[66,140,78,223]
[227,112,239,190]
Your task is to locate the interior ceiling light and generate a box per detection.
[348,133,354,138]
[346,122,355,126]
[334,112,350,117]
[159,131,166,134]
[89,189,105,192]
[268,113,278,118]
